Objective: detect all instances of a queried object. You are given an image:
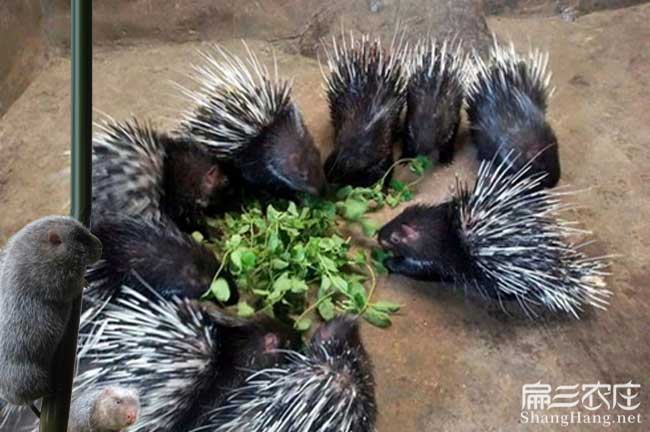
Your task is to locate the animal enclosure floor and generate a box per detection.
[1,4,649,431]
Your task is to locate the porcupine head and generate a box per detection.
[91,215,237,304]
[163,135,231,223]
[501,105,560,189]
[226,313,302,370]
[238,104,326,198]
[403,85,461,163]
[377,204,471,281]
[324,105,396,188]
[310,316,376,426]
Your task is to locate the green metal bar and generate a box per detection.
[40,0,92,430]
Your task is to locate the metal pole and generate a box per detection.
[40,0,92,430]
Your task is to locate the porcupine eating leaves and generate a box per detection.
[178,43,326,200]
[192,315,376,432]
[321,31,408,187]
[378,155,611,318]
[403,38,467,164]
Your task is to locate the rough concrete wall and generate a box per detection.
[37,0,491,57]
[0,0,46,116]
[483,0,649,15]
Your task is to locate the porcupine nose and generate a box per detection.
[126,411,137,425]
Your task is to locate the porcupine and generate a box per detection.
[82,213,237,322]
[178,43,326,199]
[377,155,611,318]
[68,386,140,432]
[191,315,376,432]
[465,37,561,188]
[90,118,236,307]
[75,285,300,432]
[403,38,466,164]
[92,117,230,232]
[0,216,102,405]
[321,31,408,187]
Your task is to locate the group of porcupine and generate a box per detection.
[2,31,611,432]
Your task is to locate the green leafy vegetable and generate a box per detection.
[201,158,429,332]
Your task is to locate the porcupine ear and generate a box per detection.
[310,315,360,348]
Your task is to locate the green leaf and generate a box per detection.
[318,298,336,321]
[389,179,407,192]
[330,275,349,292]
[289,278,309,294]
[268,232,281,252]
[400,189,414,202]
[353,250,367,265]
[271,259,289,270]
[371,249,391,274]
[342,198,368,221]
[237,301,255,318]
[227,234,242,249]
[410,155,433,176]
[287,201,299,216]
[385,195,400,208]
[372,301,401,313]
[230,248,243,269]
[241,250,257,270]
[294,317,312,331]
[360,218,378,237]
[364,308,391,328]
[272,273,292,293]
[336,186,353,200]
[207,278,230,302]
[267,205,281,221]
[192,231,204,243]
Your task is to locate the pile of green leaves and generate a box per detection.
[200,156,431,331]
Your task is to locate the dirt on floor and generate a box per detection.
[0,2,649,431]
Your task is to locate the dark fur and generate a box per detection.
[183,76,325,199]
[403,49,464,163]
[93,119,229,233]
[238,104,326,198]
[378,203,514,300]
[0,216,102,405]
[79,286,300,432]
[199,316,376,432]
[87,214,237,305]
[378,204,470,281]
[325,39,406,187]
[467,61,561,188]
[162,135,231,232]
[181,313,301,431]
[308,316,376,431]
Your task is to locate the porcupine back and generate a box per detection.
[322,31,408,187]
[178,44,325,197]
[76,285,297,432]
[379,155,611,318]
[465,38,560,188]
[403,38,466,163]
[92,118,165,222]
[195,316,376,432]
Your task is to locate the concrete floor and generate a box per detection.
[1,3,649,431]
